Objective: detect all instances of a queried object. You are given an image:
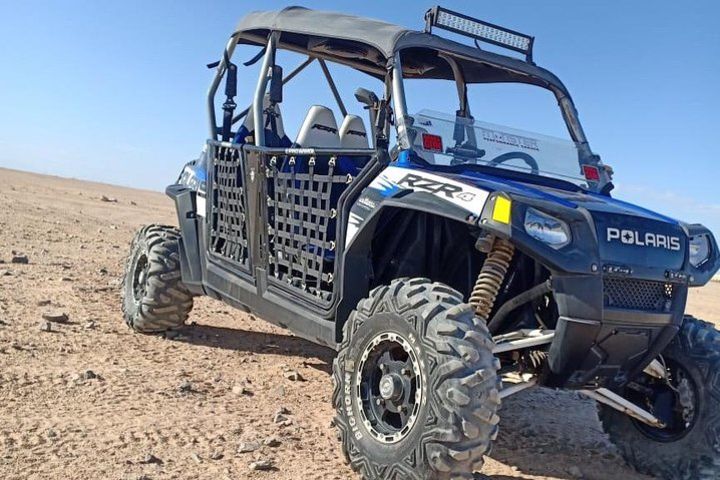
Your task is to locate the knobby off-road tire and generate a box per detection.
[121,225,193,333]
[599,316,720,480]
[332,278,501,480]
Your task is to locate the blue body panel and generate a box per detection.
[396,152,680,225]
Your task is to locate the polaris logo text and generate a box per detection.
[606,228,681,251]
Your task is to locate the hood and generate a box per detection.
[431,168,688,270]
[439,168,679,224]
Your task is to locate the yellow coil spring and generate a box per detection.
[469,237,515,320]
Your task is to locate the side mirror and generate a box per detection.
[354,87,379,107]
[354,88,388,148]
[269,65,283,104]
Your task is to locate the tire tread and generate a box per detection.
[121,225,193,333]
[332,278,501,480]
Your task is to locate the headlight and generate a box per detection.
[524,208,571,248]
[689,234,711,268]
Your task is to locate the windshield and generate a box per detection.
[399,75,592,188]
[407,110,588,187]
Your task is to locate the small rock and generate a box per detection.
[42,311,69,323]
[139,453,163,465]
[249,459,275,471]
[164,330,189,341]
[276,406,290,415]
[84,320,96,330]
[75,370,98,381]
[100,195,118,203]
[284,370,304,382]
[273,413,288,424]
[232,385,251,396]
[39,321,52,332]
[263,436,281,448]
[190,452,202,464]
[11,255,29,264]
[237,441,260,454]
[98,267,108,275]
[209,450,223,460]
[46,428,58,439]
[178,380,194,393]
[567,466,583,478]
[0,269,10,276]
[37,299,51,306]
[61,277,73,282]
[130,201,138,206]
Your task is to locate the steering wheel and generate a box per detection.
[487,152,540,175]
[446,143,486,165]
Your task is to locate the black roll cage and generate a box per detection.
[205,13,611,192]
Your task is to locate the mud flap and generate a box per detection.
[166,184,205,295]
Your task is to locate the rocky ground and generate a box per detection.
[0,167,717,480]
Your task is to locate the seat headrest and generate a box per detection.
[240,95,286,140]
[339,115,369,149]
[295,105,340,148]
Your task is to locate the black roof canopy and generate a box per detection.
[234,6,570,96]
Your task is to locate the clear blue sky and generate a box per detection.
[1,1,718,236]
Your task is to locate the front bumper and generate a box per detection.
[544,273,687,389]
[478,192,707,390]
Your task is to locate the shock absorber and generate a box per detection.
[469,236,515,320]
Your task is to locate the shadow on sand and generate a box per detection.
[174,323,335,374]
[175,322,634,480]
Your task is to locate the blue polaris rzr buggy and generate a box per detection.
[122,6,720,479]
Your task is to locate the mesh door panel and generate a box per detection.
[209,144,250,269]
[266,154,352,300]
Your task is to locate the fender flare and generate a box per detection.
[334,191,481,342]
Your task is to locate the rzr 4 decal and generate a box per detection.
[398,173,476,202]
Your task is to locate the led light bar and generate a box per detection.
[425,6,534,62]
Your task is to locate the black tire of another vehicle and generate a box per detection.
[121,225,193,333]
[599,316,720,480]
[332,277,501,480]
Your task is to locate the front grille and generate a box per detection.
[603,278,675,312]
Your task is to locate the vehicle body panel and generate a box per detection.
[168,6,719,391]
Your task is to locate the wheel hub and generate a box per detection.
[132,254,150,303]
[379,374,404,401]
[627,357,699,442]
[355,332,424,444]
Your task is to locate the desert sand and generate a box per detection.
[0,167,717,480]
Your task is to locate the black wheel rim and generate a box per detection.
[355,332,423,444]
[627,358,699,442]
[132,253,150,303]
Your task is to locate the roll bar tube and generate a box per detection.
[391,52,411,150]
[252,32,280,147]
[207,35,240,140]
[231,56,316,126]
